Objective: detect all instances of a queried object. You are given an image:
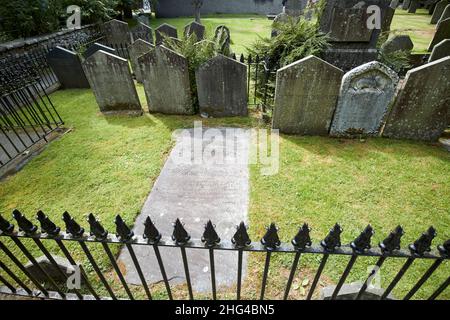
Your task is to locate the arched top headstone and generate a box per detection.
[184,21,206,40]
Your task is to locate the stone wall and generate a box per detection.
[155,0,284,18]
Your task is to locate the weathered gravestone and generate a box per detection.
[271,12,297,38]
[429,39,450,62]
[47,46,90,89]
[428,18,450,51]
[408,0,421,12]
[330,61,399,137]
[285,0,307,16]
[83,42,116,59]
[403,0,412,9]
[438,4,450,23]
[129,39,154,83]
[131,22,154,43]
[390,0,400,8]
[383,56,450,141]
[155,23,178,45]
[139,46,193,115]
[381,35,414,54]
[83,50,142,114]
[272,55,344,135]
[103,19,131,44]
[196,54,248,117]
[184,21,206,40]
[431,0,450,24]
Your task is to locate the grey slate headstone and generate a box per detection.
[428,18,450,51]
[438,4,450,23]
[47,46,90,89]
[155,23,178,45]
[131,22,154,44]
[83,50,142,114]
[25,255,85,285]
[429,39,450,62]
[184,21,206,40]
[83,42,116,59]
[103,19,131,44]
[383,56,450,141]
[139,46,193,115]
[196,54,248,117]
[272,55,344,135]
[431,0,450,24]
[381,35,414,54]
[330,61,399,137]
[128,39,154,83]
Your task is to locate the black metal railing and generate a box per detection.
[0,210,448,300]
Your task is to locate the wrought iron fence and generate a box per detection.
[0,210,448,300]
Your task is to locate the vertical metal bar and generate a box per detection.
[380,257,415,300]
[0,260,32,294]
[306,254,329,300]
[403,259,443,300]
[153,244,172,300]
[55,239,99,300]
[260,251,272,300]
[180,246,193,300]
[0,273,16,293]
[428,276,450,300]
[254,58,259,105]
[237,249,243,300]
[101,242,134,300]
[209,248,217,300]
[0,239,49,295]
[355,256,386,300]
[331,255,358,299]
[126,243,152,300]
[78,241,117,300]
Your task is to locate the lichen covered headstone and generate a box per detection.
[129,39,154,83]
[103,19,131,44]
[131,22,154,43]
[155,23,178,45]
[184,21,205,40]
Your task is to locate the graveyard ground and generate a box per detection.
[0,87,448,300]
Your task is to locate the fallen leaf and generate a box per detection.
[302,278,310,287]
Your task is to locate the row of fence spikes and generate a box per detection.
[0,210,448,257]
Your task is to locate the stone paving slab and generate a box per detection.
[118,127,250,293]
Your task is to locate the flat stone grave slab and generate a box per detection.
[118,127,250,293]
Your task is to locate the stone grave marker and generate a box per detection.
[155,23,178,45]
[184,21,206,40]
[83,43,116,59]
[408,0,421,12]
[428,17,450,51]
[403,0,412,9]
[83,50,142,114]
[139,46,193,115]
[383,56,450,141]
[47,46,90,89]
[129,39,154,83]
[196,54,248,117]
[330,61,399,137]
[131,22,154,43]
[103,19,131,44]
[431,0,450,24]
[438,4,450,23]
[285,0,307,16]
[272,55,344,135]
[381,35,414,54]
[429,39,450,62]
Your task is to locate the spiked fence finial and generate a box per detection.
[0,214,14,233]
[62,211,84,237]
[409,226,437,256]
[202,220,221,247]
[321,223,342,252]
[88,214,108,240]
[438,239,450,257]
[115,215,134,241]
[261,223,281,250]
[351,225,374,253]
[379,225,404,253]
[172,218,190,245]
[143,216,162,244]
[231,221,251,249]
[36,210,60,236]
[292,223,312,250]
[13,210,37,235]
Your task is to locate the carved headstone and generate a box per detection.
[196,54,248,117]
[383,57,450,141]
[155,23,178,45]
[83,43,116,59]
[184,21,205,40]
[429,39,450,62]
[272,56,344,135]
[428,18,450,51]
[139,46,193,115]
[83,50,142,114]
[129,39,154,83]
[330,61,399,137]
[47,46,90,89]
[381,35,414,54]
[131,22,154,43]
[431,0,450,24]
[103,19,131,44]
